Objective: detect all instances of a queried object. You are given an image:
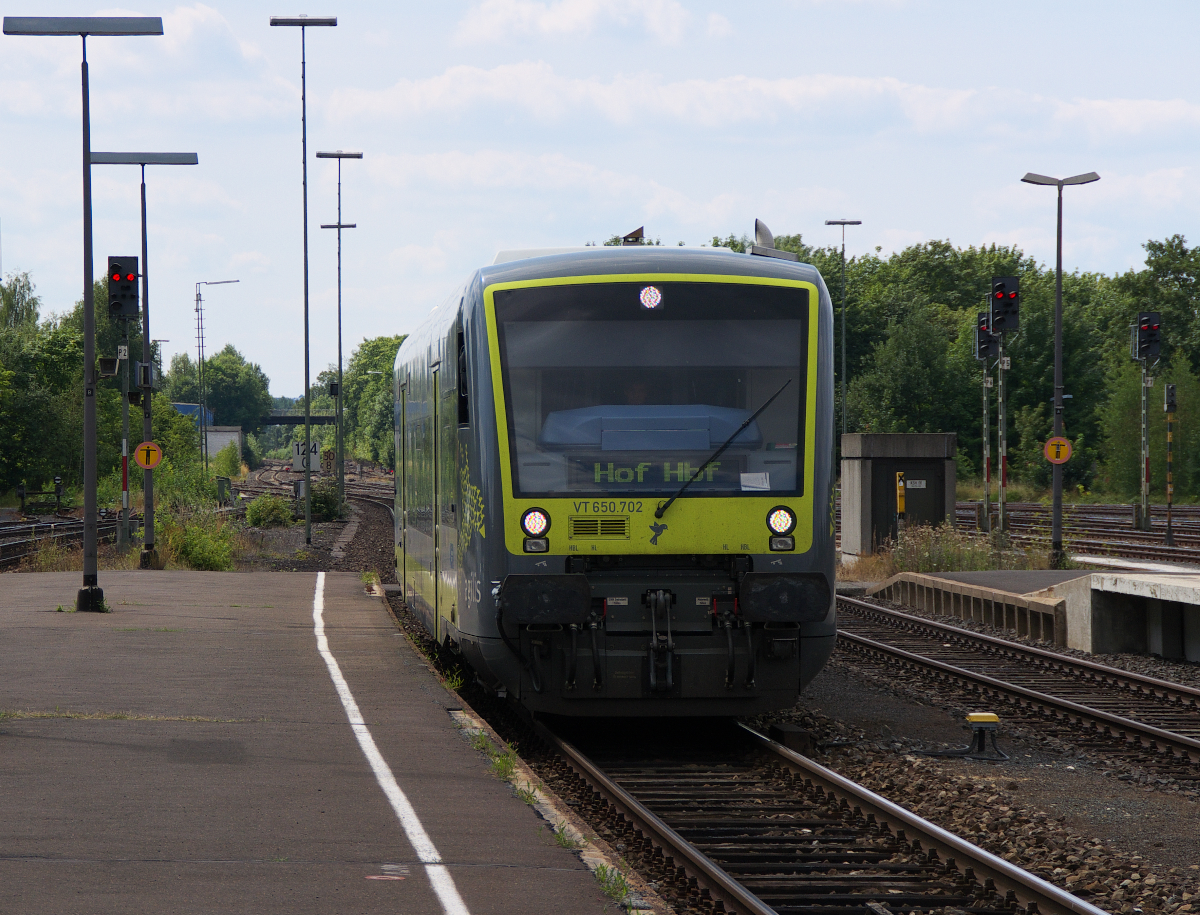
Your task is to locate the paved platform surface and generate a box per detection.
[933,570,1089,594]
[0,571,609,914]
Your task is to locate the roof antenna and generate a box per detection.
[755,218,774,249]
[749,218,798,261]
[621,226,644,246]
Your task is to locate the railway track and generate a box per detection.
[836,596,1200,781]
[0,518,128,567]
[532,717,1104,915]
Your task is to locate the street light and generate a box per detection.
[1021,170,1099,567]
[194,280,240,471]
[92,151,198,569]
[825,220,862,439]
[318,149,362,511]
[272,14,337,546]
[4,15,164,612]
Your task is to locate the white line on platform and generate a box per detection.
[313,572,470,915]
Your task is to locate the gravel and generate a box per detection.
[752,655,1200,914]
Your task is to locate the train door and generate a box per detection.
[432,367,441,641]
[396,383,406,585]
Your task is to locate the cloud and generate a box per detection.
[329,61,1200,153]
[454,0,690,45]
[230,250,272,273]
[706,13,733,38]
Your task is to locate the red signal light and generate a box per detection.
[111,272,120,281]
[125,273,135,281]
[994,291,1003,299]
[1008,291,1017,299]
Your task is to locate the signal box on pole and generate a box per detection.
[107,256,140,318]
[1134,311,1162,360]
[975,312,998,360]
[990,276,1020,333]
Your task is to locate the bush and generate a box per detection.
[155,458,217,512]
[160,512,234,571]
[310,480,342,521]
[891,523,1053,573]
[246,493,292,527]
[212,440,242,480]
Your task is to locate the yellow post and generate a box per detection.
[896,471,906,519]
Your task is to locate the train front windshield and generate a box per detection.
[494,280,808,497]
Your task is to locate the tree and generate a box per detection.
[0,272,41,329]
[343,334,406,464]
[1110,235,1200,374]
[162,345,272,433]
[847,304,976,439]
[1100,356,1200,499]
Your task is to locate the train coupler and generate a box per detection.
[646,589,675,691]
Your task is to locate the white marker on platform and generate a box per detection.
[313,572,470,915]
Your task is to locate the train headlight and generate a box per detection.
[521,508,550,537]
[767,506,796,535]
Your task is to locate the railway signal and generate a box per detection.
[989,276,1020,334]
[107,256,140,318]
[975,312,998,360]
[1134,311,1162,360]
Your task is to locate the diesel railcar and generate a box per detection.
[394,239,836,716]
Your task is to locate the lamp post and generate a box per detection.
[91,152,198,569]
[272,14,337,546]
[3,16,164,612]
[318,149,362,511]
[194,280,239,470]
[1021,171,1100,568]
[825,220,862,439]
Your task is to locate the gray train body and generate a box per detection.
[394,246,836,716]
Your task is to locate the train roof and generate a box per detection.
[395,245,829,372]
[482,245,826,288]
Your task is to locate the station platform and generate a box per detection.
[0,571,611,915]
[868,569,1200,660]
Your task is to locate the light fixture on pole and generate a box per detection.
[272,14,337,546]
[4,15,164,612]
[92,151,198,570]
[1020,170,1099,568]
[825,220,862,440]
[194,279,239,471]
[318,149,362,512]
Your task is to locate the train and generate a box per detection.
[393,229,836,716]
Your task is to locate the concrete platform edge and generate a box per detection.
[369,585,669,915]
[867,572,1067,647]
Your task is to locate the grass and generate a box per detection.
[0,706,246,723]
[360,570,380,587]
[594,864,631,902]
[952,477,1193,505]
[29,539,142,572]
[552,825,584,849]
[839,522,1070,582]
[469,730,519,780]
[515,783,538,806]
[444,666,466,691]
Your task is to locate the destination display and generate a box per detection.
[568,453,748,492]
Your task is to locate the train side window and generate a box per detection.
[457,329,469,426]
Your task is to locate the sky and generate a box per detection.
[2,1,1199,396]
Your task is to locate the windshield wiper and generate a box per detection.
[654,378,792,520]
